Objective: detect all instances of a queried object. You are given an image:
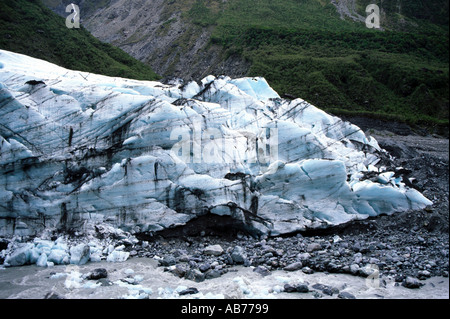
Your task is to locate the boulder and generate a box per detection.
[179,288,199,296]
[402,277,424,289]
[338,291,356,299]
[185,269,205,283]
[159,256,177,267]
[283,262,303,272]
[253,266,271,277]
[203,245,224,256]
[306,243,322,253]
[283,284,297,293]
[205,269,222,279]
[86,268,108,280]
[295,283,309,293]
[230,246,247,264]
[169,264,189,278]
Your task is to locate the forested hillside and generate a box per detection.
[0,0,160,80]
[41,0,450,127]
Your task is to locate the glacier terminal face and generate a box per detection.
[0,49,432,238]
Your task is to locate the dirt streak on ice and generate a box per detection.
[0,258,448,299]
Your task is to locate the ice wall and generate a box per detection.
[0,49,431,237]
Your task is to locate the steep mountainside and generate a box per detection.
[41,0,450,127]
[0,0,160,80]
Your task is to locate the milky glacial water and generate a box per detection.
[0,258,448,299]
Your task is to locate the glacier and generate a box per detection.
[0,49,432,239]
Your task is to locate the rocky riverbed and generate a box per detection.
[132,128,449,291]
[1,258,448,300]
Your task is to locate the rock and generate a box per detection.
[224,253,234,265]
[283,261,303,272]
[205,269,222,279]
[352,243,362,252]
[333,235,342,243]
[0,240,7,254]
[402,277,424,289]
[338,291,356,299]
[262,245,277,255]
[353,252,363,263]
[185,269,205,283]
[199,263,211,273]
[282,283,309,293]
[121,277,137,285]
[169,264,189,278]
[327,262,342,273]
[253,266,271,277]
[230,246,247,264]
[341,265,350,273]
[302,267,314,274]
[322,286,336,296]
[306,243,322,253]
[275,249,284,257]
[295,283,309,293]
[283,284,297,293]
[129,250,138,257]
[359,265,378,277]
[350,264,360,275]
[203,245,224,256]
[87,268,108,280]
[177,255,190,263]
[173,249,188,257]
[159,256,177,267]
[179,288,199,296]
[312,284,339,296]
[312,291,323,299]
[418,270,431,280]
[44,292,65,299]
[297,252,311,261]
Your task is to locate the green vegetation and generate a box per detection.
[189,0,449,127]
[187,0,222,27]
[2,0,448,128]
[0,0,160,81]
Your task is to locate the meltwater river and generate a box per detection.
[1,257,448,299]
